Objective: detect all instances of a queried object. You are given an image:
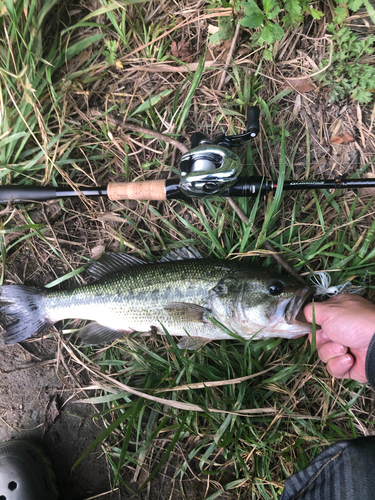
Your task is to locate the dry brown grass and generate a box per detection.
[1,1,375,498]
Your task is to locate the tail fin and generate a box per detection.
[0,285,50,344]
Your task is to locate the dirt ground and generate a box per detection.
[0,336,124,500]
[1,2,375,499]
[0,335,215,500]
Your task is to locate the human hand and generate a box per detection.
[304,294,375,383]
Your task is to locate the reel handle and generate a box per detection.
[216,105,261,147]
[246,106,260,137]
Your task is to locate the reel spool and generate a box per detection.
[178,106,261,198]
[179,145,241,198]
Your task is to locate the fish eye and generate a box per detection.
[268,280,284,296]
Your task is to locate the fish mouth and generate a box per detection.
[284,286,314,325]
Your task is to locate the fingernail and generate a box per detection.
[321,332,329,340]
[339,355,352,365]
[332,344,345,354]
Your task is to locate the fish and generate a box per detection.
[0,249,313,349]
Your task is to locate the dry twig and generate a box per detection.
[89,109,188,154]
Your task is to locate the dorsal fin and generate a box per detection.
[158,246,203,262]
[87,246,203,280]
[87,252,145,280]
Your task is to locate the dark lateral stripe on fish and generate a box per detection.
[0,252,313,346]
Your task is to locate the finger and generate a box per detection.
[304,296,346,324]
[326,353,354,379]
[304,294,365,324]
[309,329,331,349]
[317,342,347,363]
[304,301,327,324]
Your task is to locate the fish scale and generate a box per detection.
[0,254,313,347]
[45,259,235,337]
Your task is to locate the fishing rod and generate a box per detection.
[1,107,375,204]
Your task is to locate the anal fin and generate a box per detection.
[78,322,131,345]
[177,336,212,350]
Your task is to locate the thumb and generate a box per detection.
[303,301,328,326]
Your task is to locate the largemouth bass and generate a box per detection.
[0,250,313,349]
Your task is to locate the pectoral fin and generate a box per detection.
[164,303,210,323]
[177,336,212,350]
[78,322,131,345]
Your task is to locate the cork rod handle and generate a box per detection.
[107,180,167,201]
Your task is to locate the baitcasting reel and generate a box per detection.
[179,107,260,198]
[1,105,375,205]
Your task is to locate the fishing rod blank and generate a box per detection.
[0,185,107,203]
[223,177,375,197]
[1,176,375,203]
[106,176,375,201]
[2,106,375,203]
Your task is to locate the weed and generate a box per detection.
[208,0,324,58]
[211,0,375,63]
[316,25,375,104]
[1,1,375,499]
[104,39,118,65]
[332,0,375,25]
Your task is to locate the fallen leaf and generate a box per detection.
[223,39,232,50]
[170,40,192,62]
[292,94,302,115]
[330,132,355,144]
[91,244,105,259]
[330,135,344,144]
[283,77,316,93]
[207,38,232,63]
[342,131,355,143]
[44,395,60,431]
[207,24,219,35]
[170,41,178,57]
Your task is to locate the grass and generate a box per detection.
[1,1,375,498]
[69,333,369,498]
